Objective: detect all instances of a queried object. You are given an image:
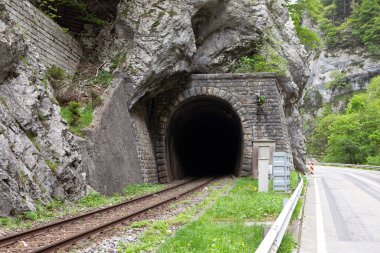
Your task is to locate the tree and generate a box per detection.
[309,76,380,164]
[350,0,380,57]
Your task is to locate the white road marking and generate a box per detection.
[315,176,327,253]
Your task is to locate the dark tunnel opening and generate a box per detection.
[166,97,242,179]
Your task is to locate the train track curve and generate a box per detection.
[0,177,218,253]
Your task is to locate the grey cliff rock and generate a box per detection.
[0,7,86,216]
[305,48,380,113]
[114,0,310,171]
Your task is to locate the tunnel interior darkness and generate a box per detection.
[166,97,242,179]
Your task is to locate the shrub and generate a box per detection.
[288,2,322,50]
[46,65,66,91]
[45,160,58,174]
[90,90,102,108]
[296,26,321,50]
[325,71,350,89]
[110,53,127,71]
[367,156,380,166]
[56,89,80,106]
[67,101,81,127]
[60,102,93,137]
[235,50,288,76]
[91,71,113,88]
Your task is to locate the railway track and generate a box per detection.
[0,177,218,253]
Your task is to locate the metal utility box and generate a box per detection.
[254,140,276,192]
[272,152,292,191]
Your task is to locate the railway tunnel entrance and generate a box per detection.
[166,97,243,179]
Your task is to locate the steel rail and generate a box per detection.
[0,178,199,249]
[31,177,217,253]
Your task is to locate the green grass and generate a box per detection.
[91,70,113,88]
[206,178,286,222]
[290,171,300,191]
[45,160,58,174]
[0,200,65,229]
[291,198,303,220]
[78,183,165,208]
[278,233,297,253]
[60,104,94,137]
[122,183,165,198]
[118,181,234,252]
[158,221,263,253]
[26,131,41,151]
[150,178,289,253]
[302,175,307,195]
[0,183,165,230]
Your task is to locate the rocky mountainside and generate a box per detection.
[0,5,86,216]
[114,0,310,171]
[304,47,380,115]
[1,0,311,215]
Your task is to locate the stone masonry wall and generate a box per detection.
[80,73,291,194]
[185,74,290,151]
[2,0,82,73]
[131,109,158,183]
[153,73,291,182]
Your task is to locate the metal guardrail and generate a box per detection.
[256,176,303,253]
[318,162,380,171]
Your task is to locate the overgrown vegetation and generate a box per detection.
[60,102,94,137]
[308,76,380,165]
[26,131,41,151]
[235,47,288,76]
[0,183,165,229]
[46,65,66,92]
[289,0,380,57]
[152,177,297,253]
[90,70,113,88]
[31,0,107,28]
[277,233,297,253]
[288,1,322,50]
[325,70,350,89]
[43,65,104,137]
[118,181,235,253]
[45,159,58,174]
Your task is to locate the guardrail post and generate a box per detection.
[256,176,303,253]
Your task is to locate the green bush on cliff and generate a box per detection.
[325,71,350,89]
[235,49,288,76]
[292,0,380,57]
[308,76,380,164]
[60,102,93,137]
[288,2,322,50]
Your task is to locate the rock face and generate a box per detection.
[305,48,380,114]
[0,7,86,216]
[114,0,309,171]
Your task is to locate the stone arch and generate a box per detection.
[155,87,254,182]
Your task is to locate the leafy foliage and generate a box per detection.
[290,0,380,57]
[46,65,66,91]
[325,70,350,89]
[308,76,380,165]
[288,1,322,50]
[91,71,113,88]
[31,0,107,29]
[350,0,380,58]
[60,102,93,137]
[235,50,288,76]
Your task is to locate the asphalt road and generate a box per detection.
[300,166,380,253]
